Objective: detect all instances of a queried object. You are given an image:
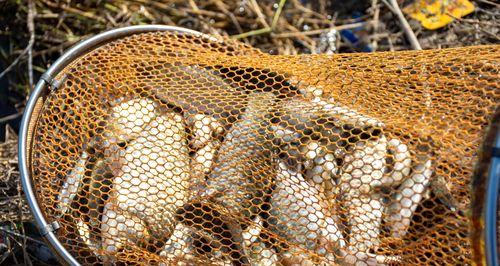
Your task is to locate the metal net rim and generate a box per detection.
[18,25,208,266]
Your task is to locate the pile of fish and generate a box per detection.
[57,67,434,266]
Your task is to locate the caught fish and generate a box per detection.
[72,154,118,257]
[246,240,278,266]
[268,161,345,265]
[102,108,191,256]
[288,82,383,128]
[76,217,95,250]
[343,251,401,266]
[101,201,148,254]
[386,145,434,238]
[340,134,388,255]
[242,216,263,250]
[86,153,117,232]
[383,138,412,186]
[279,92,417,260]
[186,113,224,150]
[241,216,278,266]
[177,92,277,265]
[58,150,89,215]
[57,98,158,216]
[105,97,159,143]
[204,92,276,216]
[186,113,224,181]
[159,223,233,266]
[276,94,383,170]
[191,139,221,177]
[280,81,435,264]
[276,95,389,262]
[160,223,196,264]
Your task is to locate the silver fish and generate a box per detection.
[186,113,224,181]
[75,152,120,258]
[159,223,233,266]
[191,139,221,177]
[101,200,148,254]
[286,82,384,129]
[242,216,278,266]
[246,240,278,266]
[186,113,224,150]
[105,97,159,143]
[269,161,345,264]
[178,92,277,266]
[283,83,411,264]
[242,216,263,250]
[386,147,433,238]
[102,109,191,256]
[276,94,383,172]
[86,151,118,231]
[340,135,388,254]
[280,94,413,257]
[384,138,412,186]
[343,251,401,266]
[159,223,196,264]
[203,92,276,213]
[75,217,96,252]
[273,95,393,263]
[58,150,89,215]
[57,98,158,217]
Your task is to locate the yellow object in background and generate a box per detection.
[403,0,475,30]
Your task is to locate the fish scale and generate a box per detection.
[204,92,277,218]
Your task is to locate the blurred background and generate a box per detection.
[0,0,498,264]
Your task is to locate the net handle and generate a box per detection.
[471,107,500,266]
[18,25,206,266]
[484,130,500,266]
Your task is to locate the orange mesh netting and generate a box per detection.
[27,31,499,265]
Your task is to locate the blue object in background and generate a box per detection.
[340,12,373,52]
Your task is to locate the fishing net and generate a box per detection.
[23,28,499,265]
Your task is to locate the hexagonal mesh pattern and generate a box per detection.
[28,31,499,265]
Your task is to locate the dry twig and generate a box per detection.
[231,0,287,39]
[273,22,369,38]
[371,0,381,51]
[27,0,36,91]
[385,0,422,50]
